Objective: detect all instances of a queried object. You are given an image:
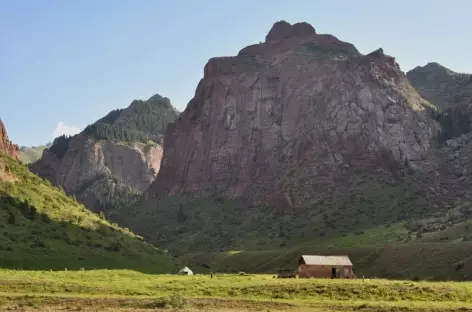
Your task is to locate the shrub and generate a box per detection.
[147,295,187,309]
[41,213,50,223]
[8,211,15,225]
[28,205,38,220]
[105,242,121,252]
[99,211,106,220]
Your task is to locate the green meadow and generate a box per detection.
[0,270,472,311]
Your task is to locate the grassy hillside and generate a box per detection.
[1,270,472,311]
[117,169,472,280]
[182,242,472,281]
[0,153,177,272]
[118,171,472,253]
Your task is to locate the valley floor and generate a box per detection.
[0,270,472,311]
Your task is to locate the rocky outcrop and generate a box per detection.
[265,21,316,41]
[145,21,438,208]
[31,94,178,212]
[30,134,162,211]
[0,119,19,160]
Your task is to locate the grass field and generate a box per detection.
[1,270,472,311]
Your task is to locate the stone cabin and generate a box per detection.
[297,255,354,278]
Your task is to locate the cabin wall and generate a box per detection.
[297,264,353,278]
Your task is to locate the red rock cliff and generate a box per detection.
[0,119,19,160]
[145,21,438,207]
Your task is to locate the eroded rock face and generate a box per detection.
[145,21,438,208]
[31,94,178,212]
[0,120,19,160]
[30,134,162,211]
[265,21,316,41]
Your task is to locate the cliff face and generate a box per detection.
[31,94,178,212]
[0,120,19,160]
[30,134,162,211]
[145,21,438,208]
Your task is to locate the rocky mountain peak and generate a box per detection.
[205,22,359,80]
[144,21,437,208]
[0,119,19,160]
[147,93,172,105]
[147,93,164,101]
[147,94,174,111]
[265,20,317,42]
[367,48,384,58]
[424,62,446,70]
[410,62,449,76]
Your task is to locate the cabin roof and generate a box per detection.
[299,255,352,266]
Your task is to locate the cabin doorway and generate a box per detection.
[331,267,336,278]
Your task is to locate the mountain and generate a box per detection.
[18,144,49,164]
[407,62,472,111]
[145,21,437,203]
[30,94,179,214]
[407,63,472,142]
[0,120,19,160]
[110,23,472,279]
[0,124,176,272]
[117,21,460,254]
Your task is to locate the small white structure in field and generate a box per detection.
[178,266,193,275]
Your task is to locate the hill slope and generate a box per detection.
[407,63,472,142]
[0,153,177,272]
[182,242,472,280]
[30,94,179,213]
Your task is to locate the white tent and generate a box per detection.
[178,266,193,275]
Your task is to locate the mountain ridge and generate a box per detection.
[407,63,472,142]
[31,94,179,213]
[18,144,49,164]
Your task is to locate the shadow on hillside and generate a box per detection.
[0,193,175,273]
[184,242,472,281]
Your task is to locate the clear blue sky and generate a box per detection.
[1,0,471,146]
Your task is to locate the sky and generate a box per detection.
[1,0,471,146]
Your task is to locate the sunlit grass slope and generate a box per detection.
[0,154,177,272]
